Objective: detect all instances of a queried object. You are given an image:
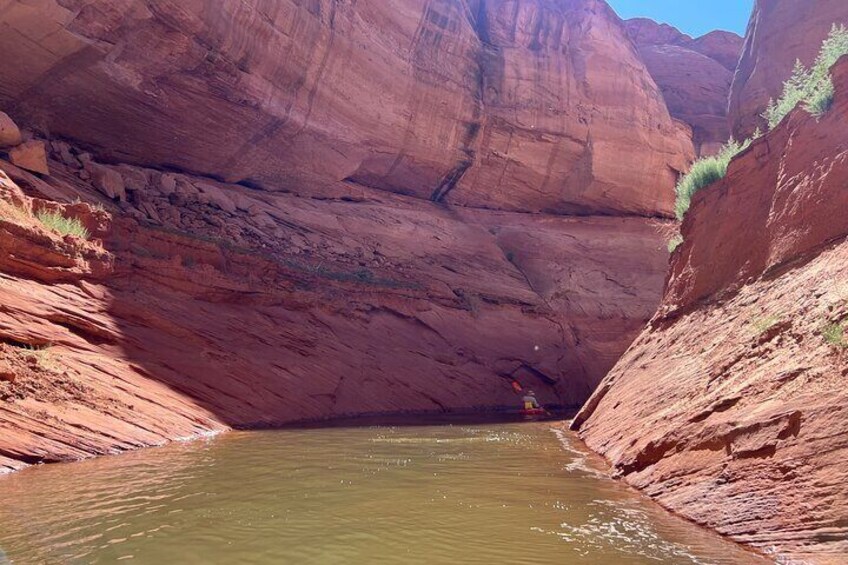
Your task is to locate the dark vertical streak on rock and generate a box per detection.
[429,0,495,203]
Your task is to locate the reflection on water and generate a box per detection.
[0,423,768,564]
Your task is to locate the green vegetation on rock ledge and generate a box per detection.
[667,234,684,253]
[674,138,752,221]
[672,25,848,228]
[764,24,848,129]
[36,210,89,239]
[822,322,847,348]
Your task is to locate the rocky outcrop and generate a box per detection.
[690,31,746,72]
[625,19,743,155]
[729,0,848,139]
[0,0,691,216]
[573,58,848,562]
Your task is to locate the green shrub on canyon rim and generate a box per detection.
[672,25,848,226]
[764,24,848,129]
[674,138,752,221]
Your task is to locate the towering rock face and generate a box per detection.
[573,58,848,562]
[0,1,691,472]
[625,19,743,155]
[0,0,690,215]
[729,0,848,139]
[450,1,692,215]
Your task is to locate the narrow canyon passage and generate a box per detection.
[1,0,847,562]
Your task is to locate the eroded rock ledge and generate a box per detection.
[0,134,672,474]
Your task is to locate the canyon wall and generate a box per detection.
[625,18,743,155]
[729,0,848,139]
[0,0,692,472]
[573,57,848,563]
[0,0,691,215]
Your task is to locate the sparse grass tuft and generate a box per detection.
[674,138,752,221]
[21,344,59,371]
[822,322,847,348]
[35,210,89,239]
[753,314,781,335]
[764,24,848,129]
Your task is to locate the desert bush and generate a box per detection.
[764,24,848,128]
[674,138,751,220]
[36,210,89,239]
[753,314,781,335]
[822,322,847,348]
[667,234,684,253]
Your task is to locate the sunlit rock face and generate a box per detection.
[574,58,848,563]
[0,0,692,215]
[729,0,848,139]
[625,18,743,156]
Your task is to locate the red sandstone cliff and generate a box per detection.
[573,57,848,563]
[625,19,743,155]
[729,0,848,139]
[0,1,689,472]
[0,0,691,216]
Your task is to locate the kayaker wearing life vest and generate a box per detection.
[522,390,540,411]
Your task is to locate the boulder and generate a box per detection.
[0,365,16,383]
[158,173,177,195]
[117,165,150,193]
[51,140,80,168]
[9,140,49,175]
[0,112,22,147]
[87,162,126,201]
[194,182,236,214]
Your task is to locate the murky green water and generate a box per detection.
[0,422,767,564]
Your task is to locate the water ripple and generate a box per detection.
[0,424,769,565]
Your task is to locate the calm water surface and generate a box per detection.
[0,422,768,564]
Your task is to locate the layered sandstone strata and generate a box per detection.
[0,0,693,472]
[0,0,691,215]
[574,58,848,563]
[0,133,672,473]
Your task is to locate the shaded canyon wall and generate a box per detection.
[0,0,694,472]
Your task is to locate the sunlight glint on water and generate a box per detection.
[0,423,767,564]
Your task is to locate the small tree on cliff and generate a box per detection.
[764,24,848,128]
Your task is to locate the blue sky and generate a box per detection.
[606,1,754,38]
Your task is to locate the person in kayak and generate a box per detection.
[523,390,541,411]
